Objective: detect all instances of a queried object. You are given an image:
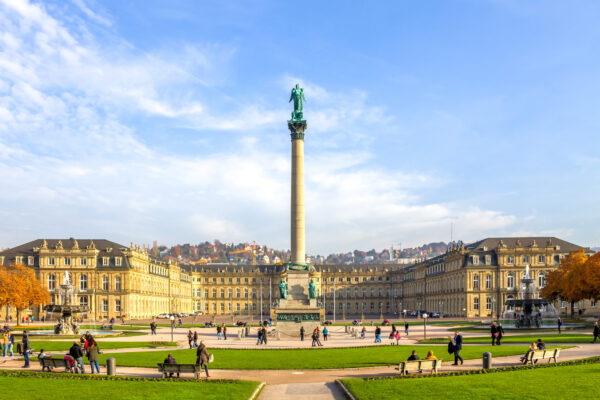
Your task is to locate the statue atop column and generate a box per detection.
[279,278,288,300]
[308,279,316,299]
[289,84,306,122]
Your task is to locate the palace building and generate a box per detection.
[0,236,596,320]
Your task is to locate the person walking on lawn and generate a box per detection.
[451,331,463,365]
[593,322,600,343]
[491,322,498,346]
[496,323,505,345]
[196,341,210,378]
[187,330,194,348]
[404,321,409,336]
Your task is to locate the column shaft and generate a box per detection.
[291,139,305,263]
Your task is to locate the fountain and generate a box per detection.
[44,271,88,335]
[502,265,557,328]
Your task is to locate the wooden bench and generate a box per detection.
[157,363,200,379]
[399,359,442,375]
[526,348,560,365]
[40,357,73,372]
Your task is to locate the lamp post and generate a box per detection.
[422,313,428,339]
[169,315,175,343]
[492,298,496,320]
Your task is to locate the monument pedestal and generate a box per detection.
[274,269,322,338]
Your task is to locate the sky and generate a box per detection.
[0,0,599,255]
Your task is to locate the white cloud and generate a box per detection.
[0,0,528,254]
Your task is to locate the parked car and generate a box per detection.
[179,313,188,317]
[157,314,169,319]
[429,312,441,318]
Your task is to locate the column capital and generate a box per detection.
[288,120,307,141]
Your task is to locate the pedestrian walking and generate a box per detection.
[404,321,409,336]
[374,326,382,343]
[593,322,600,343]
[262,328,268,345]
[451,331,464,365]
[491,322,498,346]
[300,326,305,341]
[557,317,563,334]
[7,332,14,357]
[394,330,401,345]
[188,330,194,349]
[2,332,8,357]
[193,331,198,348]
[69,341,85,373]
[216,325,222,340]
[196,341,210,378]
[323,327,328,341]
[86,339,100,374]
[360,326,366,339]
[223,325,227,340]
[496,323,505,345]
[22,331,30,368]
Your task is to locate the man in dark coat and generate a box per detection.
[164,353,178,377]
[22,331,30,368]
[69,341,85,373]
[407,350,419,361]
[490,322,497,346]
[196,341,210,378]
[452,331,464,365]
[300,326,305,341]
[496,323,505,345]
[593,322,600,343]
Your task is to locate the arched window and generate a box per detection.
[354,288,359,298]
[507,273,515,289]
[538,273,546,288]
[486,297,492,310]
[220,289,225,298]
[346,288,351,298]
[48,274,56,290]
[79,275,88,291]
[473,274,480,289]
[236,288,241,298]
[506,295,515,311]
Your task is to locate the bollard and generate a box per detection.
[245,326,250,337]
[482,352,492,369]
[106,357,116,376]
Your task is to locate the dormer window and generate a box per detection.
[102,257,109,266]
[28,256,34,266]
[115,257,122,266]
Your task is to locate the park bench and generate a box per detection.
[526,348,560,365]
[157,363,200,379]
[40,357,74,373]
[398,359,442,375]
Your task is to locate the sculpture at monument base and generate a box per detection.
[279,278,288,300]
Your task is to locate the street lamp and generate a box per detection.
[169,315,175,342]
[422,313,428,339]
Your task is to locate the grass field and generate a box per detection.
[420,334,596,344]
[29,340,177,352]
[341,361,600,400]
[95,344,569,369]
[0,373,259,400]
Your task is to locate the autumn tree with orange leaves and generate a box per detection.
[541,249,600,317]
[0,263,50,323]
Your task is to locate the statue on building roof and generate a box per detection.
[72,239,79,249]
[41,239,48,249]
[55,240,63,250]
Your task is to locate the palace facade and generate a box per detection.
[0,237,596,320]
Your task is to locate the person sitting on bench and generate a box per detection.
[164,354,178,377]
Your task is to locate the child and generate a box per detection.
[395,330,402,345]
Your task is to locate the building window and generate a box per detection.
[474,297,479,310]
[346,288,351,298]
[102,276,109,291]
[80,275,88,291]
[48,257,55,266]
[538,255,546,264]
[102,300,108,312]
[15,256,22,264]
[472,256,479,265]
[115,277,122,291]
[102,257,109,266]
[378,288,383,297]
[236,303,240,312]
[370,288,375,297]
[538,273,545,289]
[473,275,479,290]
[50,295,55,305]
[80,296,88,307]
[64,258,71,266]
[115,257,122,266]
[228,289,232,298]
[561,299,566,309]
[220,289,224,298]
[507,256,514,264]
[485,255,491,265]
[28,256,34,266]
[196,288,201,298]
[115,300,120,313]
[507,273,515,289]
[48,274,56,290]
[236,289,241,298]
[506,295,515,311]
[523,255,530,264]
[80,258,86,266]
[486,275,492,289]
[591,300,596,308]
[486,298,492,310]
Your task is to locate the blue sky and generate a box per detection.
[0,0,599,254]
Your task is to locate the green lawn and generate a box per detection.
[30,340,177,352]
[341,361,600,400]
[0,373,259,400]
[421,334,596,344]
[96,345,569,369]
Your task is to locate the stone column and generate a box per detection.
[288,120,307,264]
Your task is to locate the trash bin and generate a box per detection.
[482,352,492,369]
[245,326,250,336]
[106,357,116,376]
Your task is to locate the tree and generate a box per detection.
[0,263,50,324]
[542,249,589,317]
[582,252,600,301]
